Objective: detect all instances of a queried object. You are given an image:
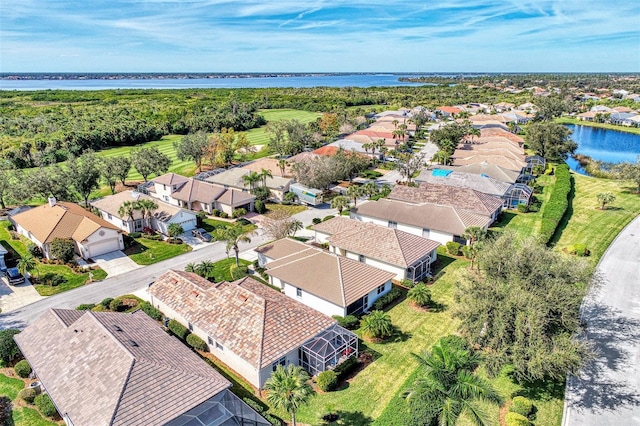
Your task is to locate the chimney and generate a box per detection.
[48,197,57,207]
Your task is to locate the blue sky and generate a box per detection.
[1,0,639,73]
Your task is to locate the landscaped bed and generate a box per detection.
[0,369,59,426]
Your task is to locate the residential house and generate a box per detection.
[577,111,597,122]
[148,270,357,388]
[350,199,492,245]
[432,162,531,184]
[204,168,287,203]
[452,153,528,172]
[91,190,197,235]
[388,183,503,222]
[435,106,462,118]
[312,217,440,282]
[416,168,532,208]
[609,112,636,126]
[14,309,270,426]
[493,102,515,112]
[151,172,256,214]
[11,198,123,260]
[257,239,396,317]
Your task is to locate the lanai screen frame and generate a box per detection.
[299,324,358,376]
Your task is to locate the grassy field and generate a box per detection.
[0,371,59,426]
[556,117,640,135]
[0,221,108,296]
[125,237,192,265]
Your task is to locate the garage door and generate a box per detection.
[86,238,122,259]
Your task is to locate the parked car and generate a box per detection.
[191,228,213,242]
[0,256,7,275]
[6,267,25,285]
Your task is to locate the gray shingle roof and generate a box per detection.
[14,309,230,426]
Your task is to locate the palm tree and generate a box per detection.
[118,201,136,232]
[185,262,197,273]
[137,199,158,228]
[216,223,254,266]
[259,168,273,188]
[407,283,433,307]
[277,159,288,177]
[362,182,378,198]
[17,254,37,279]
[330,195,350,215]
[264,364,314,426]
[346,185,364,207]
[288,219,303,237]
[597,192,616,210]
[463,226,486,244]
[242,171,261,192]
[362,142,373,156]
[167,223,184,238]
[361,310,393,340]
[405,337,501,426]
[195,260,216,280]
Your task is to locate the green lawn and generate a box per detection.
[0,221,108,296]
[125,237,192,265]
[0,371,58,426]
[286,253,465,424]
[264,203,307,215]
[205,258,251,282]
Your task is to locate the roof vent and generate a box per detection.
[191,290,199,297]
[113,325,123,332]
[238,294,248,302]
[128,340,139,347]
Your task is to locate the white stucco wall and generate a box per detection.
[152,183,181,207]
[270,276,346,317]
[97,210,133,233]
[427,229,455,245]
[351,212,457,244]
[366,280,392,310]
[314,230,331,245]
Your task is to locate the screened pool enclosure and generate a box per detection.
[298,323,358,376]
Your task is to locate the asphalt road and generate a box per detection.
[563,215,640,425]
[0,233,268,330]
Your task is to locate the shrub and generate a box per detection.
[213,209,221,217]
[407,283,432,307]
[39,272,66,287]
[139,302,163,321]
[312,217,322,225]
[505,412,530,426]
[254,200,267,214]
[27,243,43,258]
[168,238,183,244]
[373,287,403,310]
[229,264,248,281]
[50,237,75,262]
[242,397,267,414]
[100,297,114,308]
[510,396,534,417]
[196,211,207,225]
[332,315,359,330]
[187,334,208,352]
[539,164,571,244]
[361,310,393,339]
[109,299,124,312]
[400,279,415,288]
[35,394,57,418]
[220,212,229,218]
[461,245,472,259]
[76,303,96,311]
[334,355,359,378]
[18,388,37,404]
[0,396,9,425]
[567,243,590,257]
[253,186,271,201]
[517,203,529,213]
[0,329,21,363]
[264,413,284,426]
[322,215,335,222]
[439,335,472,353]
[168,319,190,340]
[232,208,247,218]
[14,359,32,378]
[317,370,338,392]
[445,241,461,255]
[129,231,142,238]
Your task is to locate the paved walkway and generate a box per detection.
[563,215,640,425]
[0,277,45,313]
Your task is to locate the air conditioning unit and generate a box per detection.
[29,381,42,394]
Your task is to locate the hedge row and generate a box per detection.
[540,164,571,245]
[241,397,283,425]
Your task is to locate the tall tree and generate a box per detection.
[131,147,171,181]
[118,201,136,227]
[135,199,158,228]
[330,196,350,215]
[174,131,209,172]
[216,223,254,266]
[617,162,640,193]
[0,168,12,209]
[17,254,37,279]
[346,185,364,207]
[534,96,567,121]
[277,159,288,177]
[67,152,101,206]
[265,364,314,426]
[113,156,132,186]
[405,336,501,426]
[99,157,122,194]
[259,168,273,188]
[525,122,576,161]
[28,165,72,201]
[242,171,261,192]
[395,152,427,184]
[453,232,596,381]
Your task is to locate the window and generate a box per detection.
[358,254,365,263]
[422,228,430,238]
[388,221,397,229]
[377,284,386,295]
[296,287,302,297]
[107,213,112,220]
[188,322,193,331]
[272,356,286,371]
[215,342,224,351]
[207,336,214,345]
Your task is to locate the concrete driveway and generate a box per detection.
[0,277,45,313]
[563,216,640,425]
[91,250,141,277]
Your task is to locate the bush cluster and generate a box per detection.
[373,287,403,310]
[516,203,529,213]
[334,355,359,377]
[567,243,590,257]
[186,334,208,352]
[229,264,249,281]
[332,315,359,330]
[0,329,21,363]
[76,303,96,311]
[232,208,247,218]
[109,299,125,312]
[505,411,531,426]
[129,231,142,238]
[540,164,571,244]
[322,215,335,222]
[317,370,338,392]
[445,241,461,255]
[254,200,267,214]
[139,302,163,320]
[312,217,322,225]
[241,397,282,425]
[35,394,57,418]
[14,360,32,378]
[510,396,534,418]
[100,297,114,308]
[18,388,37,403]
[27,243,43,258]
[168,319,190,340]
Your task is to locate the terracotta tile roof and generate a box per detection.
[204,168,288,192]
[14,309,230,426]
[313,217,440,267]
[171,179,226,203]
[312,146,341,156]
[452,154,527,171]
[287,151,319,163]
[352,199,491,236]
[388,183,503,217]
[240,158,292,178]
[479,128,524,144]
[437,106,462,114]
[255,238,315,260]
[453,146,525,162]
[153,172,190,186]
[91,190,185,223]
[416,169,512,198]
[148,271,335,369]
[12,201,120,244]
[216,188,255,206]
[435,163,521,183]
[266,248,395,306]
